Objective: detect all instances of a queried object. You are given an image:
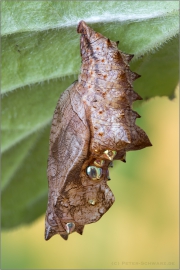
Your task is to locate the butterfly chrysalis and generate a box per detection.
[45,21,152,241]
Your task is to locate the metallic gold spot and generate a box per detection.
[103,150,117,161]
[88,199,96,205]
[94,159,105,167]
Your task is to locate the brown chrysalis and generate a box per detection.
[45,21,152,241]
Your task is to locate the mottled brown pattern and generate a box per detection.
[45,21,152,241]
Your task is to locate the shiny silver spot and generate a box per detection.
[86,166,102,180]
[66,222,75,234]
[104,150,117,161]
[94,159,105,167]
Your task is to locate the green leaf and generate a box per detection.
[131,35,179,101]
[2,132,40,190]
[2,128,49,228]
[2,1,179,93]
[2,1,179,229]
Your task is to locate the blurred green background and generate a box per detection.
[1,87,179,269]
[1,2,179,269]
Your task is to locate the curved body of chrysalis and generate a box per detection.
[45,21,152,241]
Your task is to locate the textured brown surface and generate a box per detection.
[45,21,152,241]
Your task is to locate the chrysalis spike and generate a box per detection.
[107,169,111,181]
[127,54,134,62]
[134,92,143,101]
[132,72,141,80]
[107,38,111,47]
[60,234,68,240]
[121,53,134,63]
[45,226,55,241]
[121,153,126,163]
[125,89,143,103]
[76,226,84,235]
[133,110,141,118]
[109,161,113,168]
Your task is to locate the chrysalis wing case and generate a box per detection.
[45,21,152,241]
